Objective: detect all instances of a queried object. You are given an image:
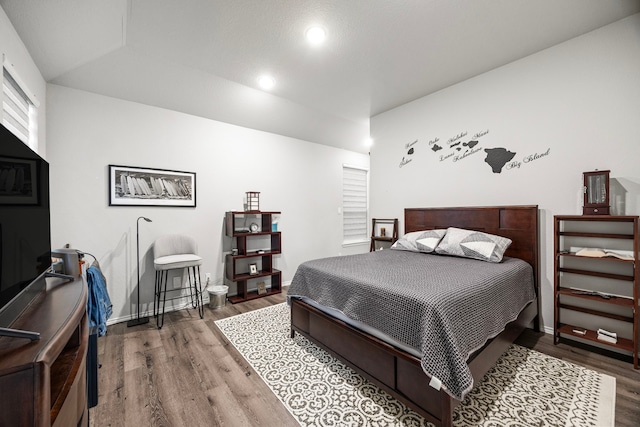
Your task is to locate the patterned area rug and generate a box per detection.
[214,303,616,427]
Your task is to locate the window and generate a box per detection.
[2,64,37,150]
[342,165,368,244]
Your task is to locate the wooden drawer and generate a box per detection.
[582,206,610,215]
[308,311,395,387]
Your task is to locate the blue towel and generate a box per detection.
[87,265,113,337]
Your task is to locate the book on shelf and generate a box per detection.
[597,328,617,344]
[573,247,634,260]
[597,328,617,339]
[569,289,612,299]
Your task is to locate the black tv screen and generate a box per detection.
[0,123,51,327]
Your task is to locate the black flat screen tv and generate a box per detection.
[0,123,51,328]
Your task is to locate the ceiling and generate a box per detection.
[2,1,640,153]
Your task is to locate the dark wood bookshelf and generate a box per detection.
[225,211,282,303]
[554,215,639,369]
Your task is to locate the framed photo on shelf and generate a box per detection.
[257,281,267,295]
[249,263,258,275]
[108,164,196,207]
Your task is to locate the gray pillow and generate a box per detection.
[391,229,447,253]
[434,227,512,262]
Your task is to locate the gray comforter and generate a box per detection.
[287,249,535,400]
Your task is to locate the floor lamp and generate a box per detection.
[127,216,152,327]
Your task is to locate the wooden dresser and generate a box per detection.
[0,276,89,426]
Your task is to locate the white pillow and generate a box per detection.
[434,227,512,263]
[391,229,447,253]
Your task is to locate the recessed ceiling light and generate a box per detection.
[305,26,326,45]
[258,75,275,90]
[365,138,374,147]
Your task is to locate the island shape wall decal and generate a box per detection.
[397,128,550,174]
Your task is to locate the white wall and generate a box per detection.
[0,6,47,155]
[370,14,640,335]
[46,84,369,324]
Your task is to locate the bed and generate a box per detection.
[288,205,539,427]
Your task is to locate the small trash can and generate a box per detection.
[207,285,228,309]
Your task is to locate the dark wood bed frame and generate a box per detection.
[290,205,539,427]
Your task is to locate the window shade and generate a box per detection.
[2,67,33,147]
[343,166,368,243]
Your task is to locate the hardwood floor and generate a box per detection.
[89,290,640,427]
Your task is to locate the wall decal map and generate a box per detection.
[484,148,516,173]
[398,129,550,173]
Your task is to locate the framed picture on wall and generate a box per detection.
[108,164,196,207]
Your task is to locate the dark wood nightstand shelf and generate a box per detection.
[370,218,398,252]
[225,211,282,303]
[553,215,639,369]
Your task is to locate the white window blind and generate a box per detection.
[2,67,36,149]
[342,165,368,244]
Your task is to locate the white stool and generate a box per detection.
[153,234,204,328]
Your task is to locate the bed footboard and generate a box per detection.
[290,298,453,427]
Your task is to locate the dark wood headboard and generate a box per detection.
[404,205,539,290]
